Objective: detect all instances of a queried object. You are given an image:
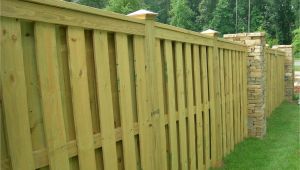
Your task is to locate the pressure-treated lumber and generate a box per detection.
[93,30,119,170]
[1,1,287,170]
[1,17,35,170]
[35,22,70,170]
[67,26,97,170]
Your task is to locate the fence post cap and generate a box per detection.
[201,29,220,37]
[127,9,158,20]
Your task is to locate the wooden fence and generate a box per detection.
[265,48,285,117]
[1,0,248,170]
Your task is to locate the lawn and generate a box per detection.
[212,101,300,170]
[295,65,300,71]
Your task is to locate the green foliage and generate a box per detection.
[293,93,299,100]
[292,0,300,28]
[107,0,145,14]
[169,0,195,30]
[272,0,295,44]
[292,27,300,58]
[76,0,107,8]
[74,0,298,45]
[145,0,170,23]
[209,0,235,34]
[196,0,218,31]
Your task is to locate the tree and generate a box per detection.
[292,0,300,28]
[145,0,171,23]
[209,0,235,34]
[76,0,108,8]
[169,0,195,30]
[272,0,295,44]
[107,0,145,14]
[292,27,300,58]
[196,0,218,31]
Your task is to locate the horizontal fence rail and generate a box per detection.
[1,0,287,170]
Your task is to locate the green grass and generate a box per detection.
[212,101,300,170]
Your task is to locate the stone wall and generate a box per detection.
[223,32,267,138]
[272,45,294,101]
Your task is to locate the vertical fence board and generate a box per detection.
[219,49,226,157]
[207,46,217,166]
[21,22,48,157]
[193,45,204,170]
[155,39,169,170]
[164,40,179,170]
[133,35,153,170]
[115,33,138,170]
[175,42,188,170]
[232,51,238,145]
[56,26,79,169]
[228,50,234,151]
[1,17,35,170]
[93,30,119,170]
[1,93,11,170]
[236,52,241,143]
[224,49,231,155]
[35,22,70,170]
[185,43,196,170]
[67,26,97,170]
[243,52,248,138]
[200,46,210,170]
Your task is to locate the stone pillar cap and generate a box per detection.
[201,29,220,37]
[272,45,293,48]
[224,32,265,38]
[127,9,158,20]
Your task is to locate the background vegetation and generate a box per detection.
[70,0,299,52]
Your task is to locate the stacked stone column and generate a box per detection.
[223,32,267,138]
[272,45,294,101]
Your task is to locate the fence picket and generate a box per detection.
[35,22,70,170]
[115,33,138,170]
[164,40,179,170]
[193,45,204,170]
[175,42,188,170]
[1,17,35,170]
[185,43,197,170]
[93,30,119,170]
[67,26,97,170]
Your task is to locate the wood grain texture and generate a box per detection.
[193,45,204,170]
[1,17,35,170]
[115,33,138,170]
[175,42,188,170]
[133,35,153,170]
[200,46,211,170]
[67,26,97,170]
[185,43,197,170]
[164,40,179,170]
[1,0,145,36]
[35,22,70,170]
[155,39,168,170]
[207,46,217,166]
[93,30,118,170]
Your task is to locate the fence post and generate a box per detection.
[224,32,267,138]
[201,29,223,167]
[128,10,167,170]
[272,45,294,101]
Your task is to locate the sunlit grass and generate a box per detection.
[212,101,300,170]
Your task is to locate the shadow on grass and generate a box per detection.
[212,101,300,170]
